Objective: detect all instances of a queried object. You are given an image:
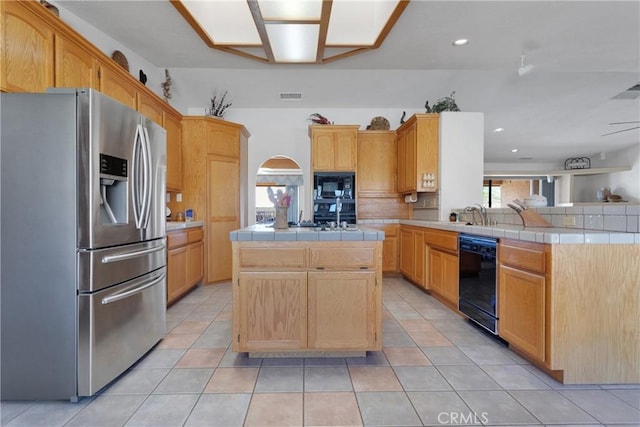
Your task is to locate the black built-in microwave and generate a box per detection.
[313,172,356,224]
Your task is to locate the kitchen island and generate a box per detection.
[229,225,384,355]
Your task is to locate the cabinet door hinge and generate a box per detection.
[237,334,240,343]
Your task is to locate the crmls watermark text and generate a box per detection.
[437,411,489,424]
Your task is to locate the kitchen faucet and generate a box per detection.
[336,197,342,227]
[464,204,488,226]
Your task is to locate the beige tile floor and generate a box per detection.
[2,276,639,426]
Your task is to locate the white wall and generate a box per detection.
[439,112,485,220]
[572,143,640,203]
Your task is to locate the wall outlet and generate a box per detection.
[563,215,576,226]
[176,193,182,202]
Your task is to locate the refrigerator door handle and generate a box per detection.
[101,272,165,305]
[101,244,165,264]
[131,124,144,229]
[139,126,153,229]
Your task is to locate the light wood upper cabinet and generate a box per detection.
[357,131,397,196]
[164,111,183,192]
[137,91,164,126]
[1,1,54,93]
[396,114,439,193]
[310,125,358,171]
[96,60,137,109]
[54,33,98,89]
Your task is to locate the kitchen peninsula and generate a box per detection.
[229,225,384,355]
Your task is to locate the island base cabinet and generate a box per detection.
[308,271,379,350]
[235,272,307,352]
[232,241,382,354]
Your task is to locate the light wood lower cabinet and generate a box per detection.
[308,271,377,350]
[237,272,307,351]
[365,224,399,272]
[424,228,459,306]
[232,241,382,354]
[498,240,548,363]
[167,227,204,306]
[499,265,545,361]
[399,226,424,286]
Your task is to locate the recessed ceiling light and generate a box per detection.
[511,148,519,153]
[452,39,468,46]
[493,127,504,132]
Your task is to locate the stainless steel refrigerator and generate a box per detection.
[1,89,167,400]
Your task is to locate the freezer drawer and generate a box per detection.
[78,239,166,292]
[77,267,166,396]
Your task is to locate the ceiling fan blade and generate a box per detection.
[601,126,640,136]
[609,121,640,125]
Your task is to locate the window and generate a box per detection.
[483,180,502,207]
[255,185,299,224]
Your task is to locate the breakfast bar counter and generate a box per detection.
[229,225,383,355]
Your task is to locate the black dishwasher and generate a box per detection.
[458,234,498,334]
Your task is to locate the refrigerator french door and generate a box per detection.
[1,89,167,400]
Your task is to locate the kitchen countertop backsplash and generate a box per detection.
[359,204,640,244]
[481,204,639,233]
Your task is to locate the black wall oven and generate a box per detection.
[458,234,498,334]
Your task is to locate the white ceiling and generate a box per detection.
[56,0,640,164]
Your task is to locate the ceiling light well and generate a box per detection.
[452,38,468,46]
[171,0,410,64]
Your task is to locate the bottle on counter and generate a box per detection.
[449,212,458,222]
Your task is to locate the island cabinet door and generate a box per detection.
[307,271,378,350]
[235,272,307,352]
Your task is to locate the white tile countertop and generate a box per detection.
[166,220,205,232]
[358,219,640,244]
[229,224,385,241]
